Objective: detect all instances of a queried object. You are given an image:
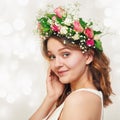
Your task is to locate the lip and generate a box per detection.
[57,70,69,76]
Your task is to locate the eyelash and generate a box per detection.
[48,55,55,60]
[48,52,70,60]
[63,52,70,57]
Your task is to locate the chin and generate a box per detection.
[59,76,71,84]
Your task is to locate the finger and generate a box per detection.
[47,68,52,81]
[47,67,51,76]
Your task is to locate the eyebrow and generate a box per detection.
[47,47,70,53]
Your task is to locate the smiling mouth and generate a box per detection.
[57,70,68,77]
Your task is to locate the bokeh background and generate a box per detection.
[0,0,120,120]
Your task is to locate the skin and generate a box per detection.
[47,38,95,91]
[29,37,102,120]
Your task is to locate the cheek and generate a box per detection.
[67,58,87,80]
[66,59,78,68]
[66,55,86,69]
[49,62,54,70]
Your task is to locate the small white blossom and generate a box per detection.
[64,17,73,26]
[60,26,68,34]
[47,19,53,24]
[73,15,79,20]
[72,33,80,40]
[94,35,100,40]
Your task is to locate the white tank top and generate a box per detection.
[43,88,103,120]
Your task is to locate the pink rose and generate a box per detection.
[86,39,94,47]
[54,7,66,18]
[84,28,94,38]
[73,20,83,32]
[51,24,60,32]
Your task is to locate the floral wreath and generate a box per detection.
[37,7,103,53]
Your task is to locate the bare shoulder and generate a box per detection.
[66,89,101,104]
[61,90,102,120]
[65,90,102,108]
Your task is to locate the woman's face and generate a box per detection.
[47,37,93,84]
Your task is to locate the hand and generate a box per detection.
[46,67,65,102]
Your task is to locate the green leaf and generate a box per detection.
[95,40,103,51]
[56,17,63,24]
[43,27,50,32]
[38,17,48,25]
[79,18,87,28]
[67,28,76,36]
[94,30,102,35]
[39,17,50,29]
[46,13,56,19]
[88,22,93,26]
[38,17,47,22]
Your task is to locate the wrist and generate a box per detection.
[45,95,58,103]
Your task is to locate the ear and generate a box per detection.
[85,52,94,65]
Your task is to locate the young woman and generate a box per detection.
[29,7,113,120]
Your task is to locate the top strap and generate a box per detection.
[72,88,103,98]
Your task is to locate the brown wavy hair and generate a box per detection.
[89,49,113,107]
[42,35,113,107]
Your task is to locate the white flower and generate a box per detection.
[72,33,80,40]
[60,26,68,34]
[94,35,100,40]
[64,17,73,26]
[48,19,53,24]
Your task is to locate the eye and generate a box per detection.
[48,55,56,60]
[63,52,70,57]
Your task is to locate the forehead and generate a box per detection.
[47,37,81,52]
[47,37,66,51]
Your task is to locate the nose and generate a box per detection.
[54,57,63,68]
